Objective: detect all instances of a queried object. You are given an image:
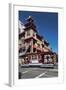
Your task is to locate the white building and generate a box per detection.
[18,20,25,34]
[18,20,25,65]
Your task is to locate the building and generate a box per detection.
[18,16,57,65]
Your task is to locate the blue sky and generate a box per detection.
[19,11,58,53]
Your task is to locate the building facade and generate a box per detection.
[18,16,57,65]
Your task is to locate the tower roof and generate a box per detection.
[26,16,34,22]
[24,16,37,33]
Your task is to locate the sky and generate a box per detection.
[19,11,58,53]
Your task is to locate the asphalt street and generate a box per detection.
[19,66,58,79]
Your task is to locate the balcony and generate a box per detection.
[19,43,31,57]
[33,44,42,52]
[33,43,51,52]
[44,45,50,51]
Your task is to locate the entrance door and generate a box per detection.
[31,55,38,64]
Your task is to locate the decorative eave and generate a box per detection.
[24,22,38,33]
[19,51,54,57]
[24,26,37,33]
[24,36,37,41]
[44,40,49,46]
[36,33,43,41]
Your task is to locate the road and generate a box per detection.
[19,66,58,79]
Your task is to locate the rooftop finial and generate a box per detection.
[28,16,32,19]
[27,16,33,22]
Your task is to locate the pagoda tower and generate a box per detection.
[24,16,37,33]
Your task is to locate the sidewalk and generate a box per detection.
[21,63,55,68]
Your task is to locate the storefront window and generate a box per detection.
[32,55,37,60]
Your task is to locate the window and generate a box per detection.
[33,33,35,37]
[22,40,25,44]
[19,28,21,34]
[37,43,40,48]
[33,48,36,52]
[27,30,30,36]
[27,46,31,52]
[19,47,26,53]
[32,55,37,60]
[42,44,44,48]
[19,48,22,53]
[22,47,26,52]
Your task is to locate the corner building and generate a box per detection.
[19,16,57,65]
